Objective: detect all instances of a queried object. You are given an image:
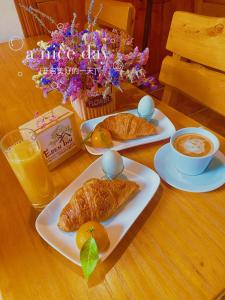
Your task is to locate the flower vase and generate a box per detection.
[71,87,116,121]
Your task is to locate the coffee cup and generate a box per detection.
[170,127,220,175]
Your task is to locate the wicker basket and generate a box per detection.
[71,87,116,121]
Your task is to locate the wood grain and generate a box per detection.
[0,36,225,300]
[84,0,135,35]
[14,0,45,37]
[159,11,225,118]
[102,0,147,49]
[166,11,225,72]
[159,56,225,116]
[147,0,194,74]
[194,0,225,17]
[14,0,84,37]
[147,0,225,74]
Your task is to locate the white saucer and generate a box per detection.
[154,143,225,192]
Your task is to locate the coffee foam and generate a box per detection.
[183,138,205,154]
[173,133,214,157]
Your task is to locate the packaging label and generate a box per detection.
[38,118,76,163]
[86,95,112,108]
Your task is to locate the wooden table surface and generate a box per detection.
[0,37,225,300]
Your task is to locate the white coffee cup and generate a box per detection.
[170,127,220,175]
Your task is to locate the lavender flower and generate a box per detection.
[93,3,103,27]
[71,12,77,35]
[23,7,156,103]
[93,31,102,50]
[87,0,95,30]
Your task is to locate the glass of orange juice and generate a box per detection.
[0,129,55,209]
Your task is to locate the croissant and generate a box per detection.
[58,178,139,232]
[97,113,156,140]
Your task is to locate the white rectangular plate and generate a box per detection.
[81,108,176,155]
[35,156,160,266]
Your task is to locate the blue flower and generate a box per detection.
[110,68,119,78]
[53,42,59,48]
[93,69,99,81]
[110,68,120,86]
[81,29,89,34]
[41,77,52,85]
[46,43,59,54]
[52,62,58,69]
[64,27,72,37]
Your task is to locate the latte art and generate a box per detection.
[183,138,205,154]
[173,133,214,157]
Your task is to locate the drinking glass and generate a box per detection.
[0,129,55,209]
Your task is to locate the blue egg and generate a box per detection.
[138,95,155,120]
[101,150,124,179]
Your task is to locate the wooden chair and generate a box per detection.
[159,11,225,117]
[194,0,225,17]
[85,0,135,35]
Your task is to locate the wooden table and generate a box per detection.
[0,37,225,300]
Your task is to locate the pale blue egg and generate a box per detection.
[138,95,155,118]
[102,150,124,179]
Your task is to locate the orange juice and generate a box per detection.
[6,140,54,208]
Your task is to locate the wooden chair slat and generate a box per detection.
[160,56,225,116]
[166,11,225,72]
[160,11,225,117]
[85,0,135,35]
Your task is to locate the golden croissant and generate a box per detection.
[96,113,156,140]
[58,178,139,232]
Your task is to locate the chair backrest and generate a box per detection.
[85,0,135,35]
[195,0,225,17]
[159,11,225,117]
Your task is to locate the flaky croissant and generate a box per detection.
[96,113,156,140]
[58,178,139,232]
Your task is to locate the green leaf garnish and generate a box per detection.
[80,237,99,279]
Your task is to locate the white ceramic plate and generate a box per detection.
[80,108,176,155]
[36,156,160,266]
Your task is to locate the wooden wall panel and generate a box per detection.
[14,0,45,37]
[147,0,194,75]
[194,0,225,17]
[113,0,147,50]
[132,0,148,49]
[14,0,84,37]
[36,0,61,33]
[67,0,85,28]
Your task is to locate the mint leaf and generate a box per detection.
[80,237,99,279]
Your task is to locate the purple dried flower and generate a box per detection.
[23,16,156,103]
[93,31,102,50]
